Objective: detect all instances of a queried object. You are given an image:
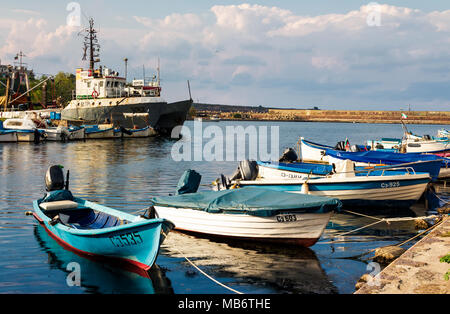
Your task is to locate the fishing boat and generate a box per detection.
[323,150,446,181]
[61,18,192,136]
[152,186,340,247]
[2,117,46,142]
[38,126,71,141]
[84,124,115,139]
[223,159,431,209]
[32,165,174,276]
[114,126,156,138]
[67,125,86,140]
[438,129,450,139]
[300,138,449,180]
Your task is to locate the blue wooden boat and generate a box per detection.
[83,124,115,139]
[32,166,174,276]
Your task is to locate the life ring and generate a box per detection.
[92,90,99,99]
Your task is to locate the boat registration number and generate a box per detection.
[380,181,400,188]
[109,232,143,247]
[276,215,297,223]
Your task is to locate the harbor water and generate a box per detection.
[0,121,447,294]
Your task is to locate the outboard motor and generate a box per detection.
[214,174,231,191]
[120,126,133,136]
[279,148,298,163]
[423,135,432,140]
[176,169,201,195]
[350,145,360,152]
[334,141,346,151]
[214,160,258,190]
[238,160,258,181]
[34,129,41,144]
[45,165,66,192]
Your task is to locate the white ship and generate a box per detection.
[61,18,192,136]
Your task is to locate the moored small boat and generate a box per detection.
[114,126,156,138]
[38,126,71,142]
[67,126,86,140]
[224,160,431,209]
[84,124,115,139]
[300,138,449,180]
[2,118,46,142]
[32,165,174,276]
[152,171,341,247]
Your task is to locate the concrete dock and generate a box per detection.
[355,216,450,294]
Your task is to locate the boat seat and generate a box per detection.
[40,200,79,213]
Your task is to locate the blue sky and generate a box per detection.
[1,1,450,110]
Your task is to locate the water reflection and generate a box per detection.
[161,231,338,294]
[34,225,174,294]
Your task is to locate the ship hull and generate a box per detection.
[61,98,192,136]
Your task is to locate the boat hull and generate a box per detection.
[16,131,37,142]
[0,131,17,142]
[68,127,85,140]
[238,175,430,209]
[61,98,192,136]
[154,206,332,247]
[85,128,115,139]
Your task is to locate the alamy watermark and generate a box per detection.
[66,2,81,27]
[171,121,280,162]
[66,262,81,287]
[366,2,382,27]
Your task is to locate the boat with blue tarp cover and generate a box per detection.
[32,165,174,277]
[152,172,341,247]
[300,138,450,180]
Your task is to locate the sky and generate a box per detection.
[1,1,450,111]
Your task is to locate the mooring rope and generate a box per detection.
[159,229,244,295]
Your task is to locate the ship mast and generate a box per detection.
[82,18,100,73]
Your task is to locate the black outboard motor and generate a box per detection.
[33,129,41,144]
[45,165,66,192]
[120,126,133,136]
[423,135,431,140]
[279,148,298,163]
[214,160,259,191]
[239,160,258,181]
[334,141,346,151]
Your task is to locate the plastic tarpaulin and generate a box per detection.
[151,187,341,217]
[325,149,449,167]
[258,161,333,175]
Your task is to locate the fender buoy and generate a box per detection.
[92,90,99,99]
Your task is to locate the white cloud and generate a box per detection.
[1,3,450,109]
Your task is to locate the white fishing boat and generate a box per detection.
[227,159,431,209]
[2,118,46,142]
[402,136,450,154]
[151,187,341,247]
[84,124,115,139]
[438,129,450,139]
[38,126,71,141]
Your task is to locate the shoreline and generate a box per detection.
[191,105,450,125]
[188,118,450,125]
[355,216,450,294]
